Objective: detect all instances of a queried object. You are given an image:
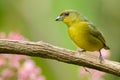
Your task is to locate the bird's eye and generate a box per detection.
[64,12,69,16]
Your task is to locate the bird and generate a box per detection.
[55,10,110,63]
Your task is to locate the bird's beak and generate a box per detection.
[55,16,63,21]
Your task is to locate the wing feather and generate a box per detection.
[88,23,110,49]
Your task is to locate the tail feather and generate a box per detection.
[104,44,110,50]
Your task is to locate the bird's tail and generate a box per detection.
[104,44,110,50]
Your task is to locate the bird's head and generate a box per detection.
[55,10,81,26]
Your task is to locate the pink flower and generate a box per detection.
[18,60,44,80]
[8,32,27,40]
[79,49,110,80]
[1,69,14,78]
[0,77,4,80]
[37,76,46,80]
[0,32,45,80]
[9,55,29,68]
[0,59,6,66]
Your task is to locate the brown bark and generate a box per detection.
[0,39,119,76]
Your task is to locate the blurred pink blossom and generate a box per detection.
[18,60,44,80]
[0,77,4,80]
[0,59,6,66]
[79,49,110,80]
[8,32,28,40]
[1,69,14,78]
[0,32,45,80]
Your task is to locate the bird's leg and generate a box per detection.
[99,50,104,63]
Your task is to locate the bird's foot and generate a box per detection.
[99,50,104,63]
[77,49,86,55]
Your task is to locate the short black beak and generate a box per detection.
[55,16,63,21]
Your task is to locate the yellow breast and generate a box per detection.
[68,22,104,51]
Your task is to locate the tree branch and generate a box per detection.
[0,39,119,76]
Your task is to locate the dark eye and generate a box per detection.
[64,12,69,16]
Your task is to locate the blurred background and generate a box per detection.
[0,0,120,80]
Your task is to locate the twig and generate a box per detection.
[0,39,119,76]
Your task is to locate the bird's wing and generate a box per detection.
[88,23,106,44]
